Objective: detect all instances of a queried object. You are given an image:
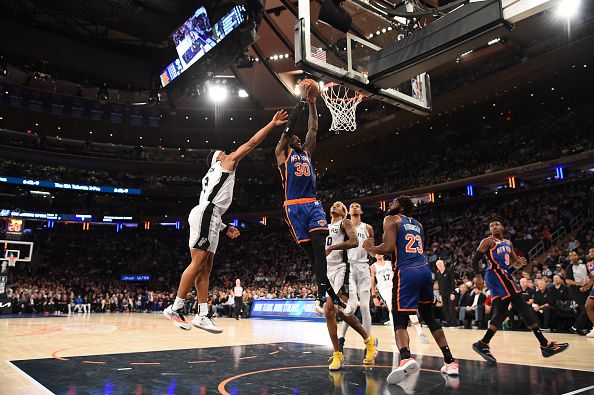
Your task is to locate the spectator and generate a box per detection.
[435,259,457,327]
[565,251,591,334]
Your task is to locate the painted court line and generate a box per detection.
[5,360,54,395]
[561,385,594,395]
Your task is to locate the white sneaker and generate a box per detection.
[440,361,459,376]
[192,315,223,334]
[587,329,594,338]
[313,303,325,317]
[163,306,191,330]
[387,358,419,384]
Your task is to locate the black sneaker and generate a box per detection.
[338,337,345,353]
[472,340,497,365]
[541,341,569,358]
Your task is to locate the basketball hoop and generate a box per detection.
[320,83,365,133]
[6,255,17,267]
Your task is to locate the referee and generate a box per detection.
[233,279,244,320]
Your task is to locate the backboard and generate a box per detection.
[295,0,432,115]
[294,0,563,117]
[1,240,34,262]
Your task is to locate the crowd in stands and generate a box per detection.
[4,178,593,335]
[1,98,593,215]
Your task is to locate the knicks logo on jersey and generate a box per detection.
[318,219,327,227]
[290,153,310,163]
[496,245,511,255]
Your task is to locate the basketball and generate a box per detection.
[299,78,319,100]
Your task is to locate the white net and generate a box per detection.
[320,83,364,133]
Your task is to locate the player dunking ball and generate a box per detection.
[325,201,378,370]
[471,218,569,363]
[164,110,288,333]
[275,81,350,315]
[363,196,459,384]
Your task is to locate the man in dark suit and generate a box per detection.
[455,284,474,328]
[436,259,457,326]
[459,286,486,328]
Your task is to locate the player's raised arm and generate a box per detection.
[275,100,307,165]
[227,110,288,170]
[363,215,400,256]
[302,86,318,156]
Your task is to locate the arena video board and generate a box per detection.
[160,5,246,87]
[250,299,324,321]
[0,175,141,195]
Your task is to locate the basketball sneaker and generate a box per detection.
[328,351,345,371]
[587,329,594,338]
[363,336,378,365]
[338,337,345,353]
[387,358,419,384]
[472,340,497,365]
[313,300,325,317]
[163,306,191,331]
[440,361,460,376]
[540,341,569,357]
[191,315,223,334]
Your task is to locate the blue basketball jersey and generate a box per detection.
[395,215,427,269]
[486,237,513,272]
[278,148,317,201]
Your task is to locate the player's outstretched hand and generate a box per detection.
[362,238,375,251]
[226,226,240,239]
[272,110,289,126]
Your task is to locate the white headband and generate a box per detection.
[211,150,223,167]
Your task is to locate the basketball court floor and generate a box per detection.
[1,314,593,394]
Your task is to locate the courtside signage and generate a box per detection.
[250,299,324,320]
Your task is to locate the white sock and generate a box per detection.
[198,303,208,316]
[172,296,185,310]
[410,314,424,336]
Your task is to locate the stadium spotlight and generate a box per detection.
[557,0,580,19]
[238,89,249,98]
[209,85,228,102]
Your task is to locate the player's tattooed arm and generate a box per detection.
[303,85,318,156]
[363,215,400,255]
[325,218,359,256]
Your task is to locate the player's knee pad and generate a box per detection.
[393,312,409,330]
[418,304,441,333]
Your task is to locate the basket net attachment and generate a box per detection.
[320,83,364,133]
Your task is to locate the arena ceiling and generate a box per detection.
[1,0,594,150]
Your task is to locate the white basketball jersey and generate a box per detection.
[372,261,393,290]
[199,161,236,213]
[327,220,348,264]
[348,222,370,264]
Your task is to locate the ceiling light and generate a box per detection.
[238,89,249,98]
[557,0,580,19]
[209,85,228,102]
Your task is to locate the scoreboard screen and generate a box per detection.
[7,219,23,235]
